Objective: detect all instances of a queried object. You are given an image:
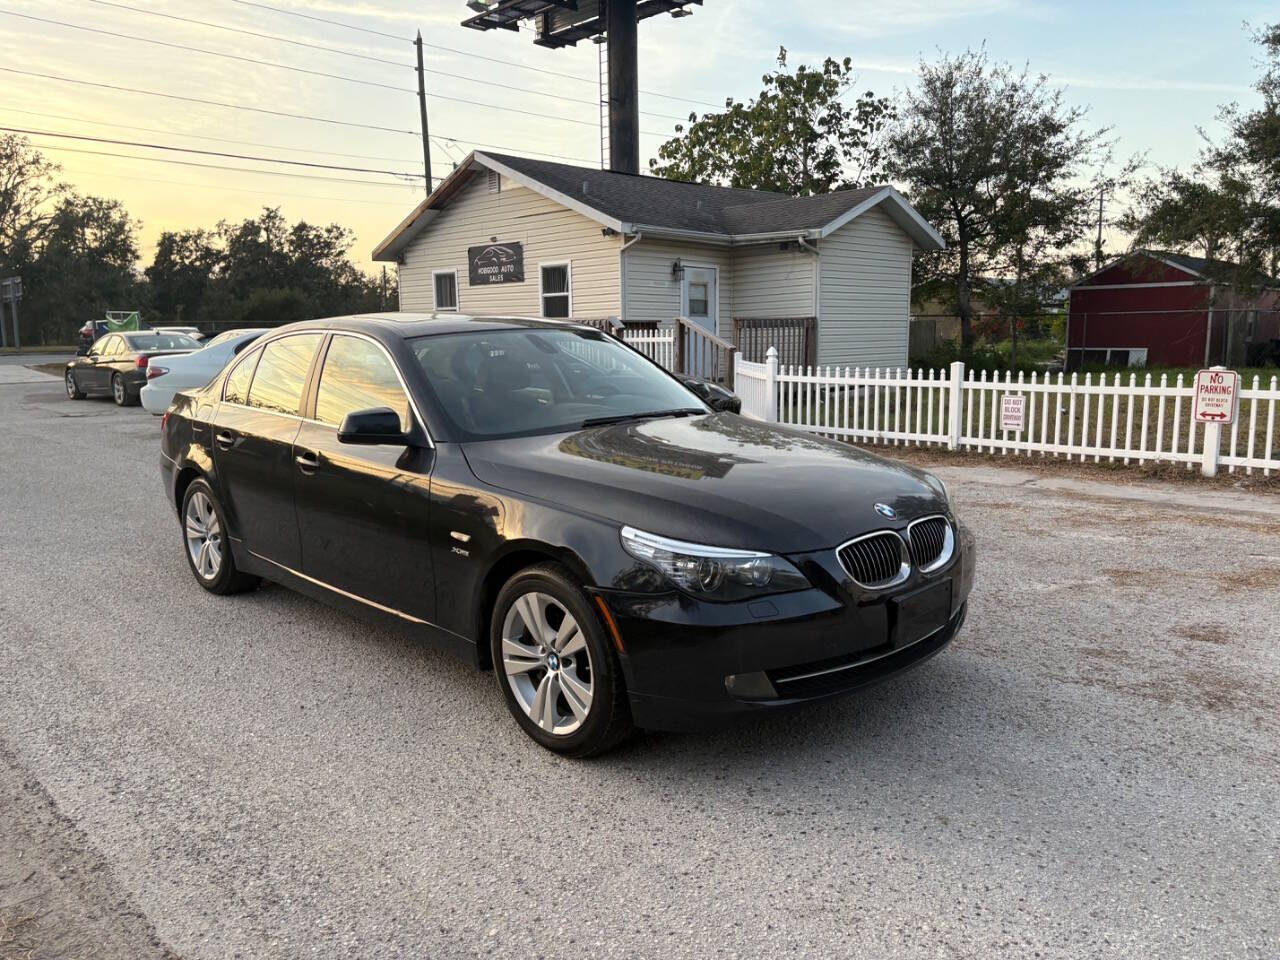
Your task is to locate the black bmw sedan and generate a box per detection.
[66,330,201,406]
[159,314,974,756]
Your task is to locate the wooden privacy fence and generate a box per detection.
[734,350,1280,477]
[733,317,816,368]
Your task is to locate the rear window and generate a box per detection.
[125,333,200,351]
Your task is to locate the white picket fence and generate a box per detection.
[621,327,675,370]
[734,350,1280,477]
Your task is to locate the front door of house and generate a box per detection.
[682,266,718,336]
[682,266,718,378]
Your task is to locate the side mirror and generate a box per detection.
[682,377,741,413]
[337,407,411,445]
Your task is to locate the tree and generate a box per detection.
[887,50,1105,349]
[0,134,68,274]
[650,47,894,194]
[146,229,221,327]
[1124,22,1280,285]
[24,195,143,342]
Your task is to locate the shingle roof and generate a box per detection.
[1157,251,1278,285]
[372,151,944,260]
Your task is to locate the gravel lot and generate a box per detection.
[1,372,1277,960]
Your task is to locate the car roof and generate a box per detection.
[264,313,609,340]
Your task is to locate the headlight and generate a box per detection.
[620,526,810,601]
[923,473,949,505]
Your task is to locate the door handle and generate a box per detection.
[295,451,319,475]
[214,430,235,450]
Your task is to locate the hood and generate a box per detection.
[461,413,947,554]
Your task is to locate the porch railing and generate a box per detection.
[733,317,816,368]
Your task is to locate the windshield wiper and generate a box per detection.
[579,408,706,428]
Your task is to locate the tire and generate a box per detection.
[180,479,260,595]
[110,372,137,406]
[65,370,85,400]
[490,562,634,758]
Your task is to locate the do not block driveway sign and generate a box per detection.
[1193,368,1239,424]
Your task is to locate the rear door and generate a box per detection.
[211,333,323,570]
[293,334,437,622]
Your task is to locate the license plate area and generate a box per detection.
[892,580,952,647]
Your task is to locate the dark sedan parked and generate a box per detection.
[160,314,974,756]
[66,331,201,406]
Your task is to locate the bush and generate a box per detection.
[909,338,1063,373]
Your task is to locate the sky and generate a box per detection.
[0,0,1274,272]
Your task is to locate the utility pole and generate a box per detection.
[414,31,432,196]
[1094,188,1105,271]
[381,266,388,310]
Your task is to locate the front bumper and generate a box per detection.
[603,522,975,732]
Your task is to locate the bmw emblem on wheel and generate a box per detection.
[875,503,897,519]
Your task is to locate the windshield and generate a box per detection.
[125,333,200,351]
[409,328,708,440]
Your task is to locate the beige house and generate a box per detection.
[373,151,943,368]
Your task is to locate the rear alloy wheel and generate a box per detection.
[65,371,85,399]
[110,372,135,406]
[491,563,633,757]
[180,479,259,595]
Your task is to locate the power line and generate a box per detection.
[57,165,424,206]
[28,142,435,187]
[0,126,425,179]
[224,0,721,109]
[0,106,420,164]
[0,9,416,93]
[46,4,688,121]
[81,0,414,69]
[0,67,419,136]
[0,103,598,169]
[224,0,408,43]
[429,134,595,166]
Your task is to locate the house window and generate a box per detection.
[433,270,458,311]
[540,262,571,318]
[487,169,501,193]
[687,281,709,317]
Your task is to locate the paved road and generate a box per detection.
[1,376,1277,960]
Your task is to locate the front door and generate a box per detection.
[682,266,718,378]
[212,332,323,570]
[682,266,718,336]
[84,335,120,390]
[293,334,437,623]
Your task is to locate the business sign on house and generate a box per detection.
[1192,368,1238,424]
[468,242,524,285]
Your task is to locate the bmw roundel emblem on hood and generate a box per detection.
[874,503,897,519]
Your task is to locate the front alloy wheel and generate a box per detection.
[65,371,85,399]
[502,592,594,735]
[491,563,633,757]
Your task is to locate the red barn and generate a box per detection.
[1066,251,1280,370]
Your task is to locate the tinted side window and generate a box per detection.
[245,334,322,416]
[94,336,117,356]
[223,348,261,404]
[315,336,410,430]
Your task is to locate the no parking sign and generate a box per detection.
[1193,369,1238,424]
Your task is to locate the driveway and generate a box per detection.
[1,374,1277,959]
